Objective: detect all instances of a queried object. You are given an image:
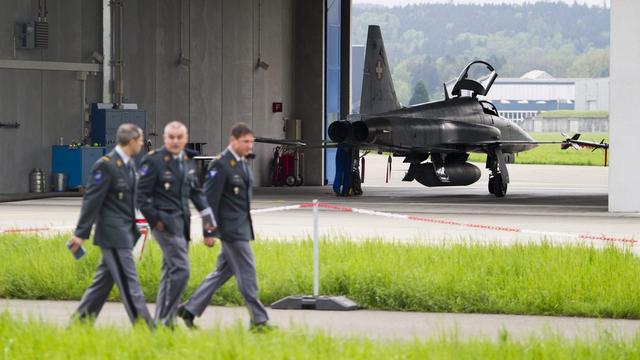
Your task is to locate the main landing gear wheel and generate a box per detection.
[490,173,507,197]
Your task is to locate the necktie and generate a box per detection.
[174,156,184,174]
[241,160,250,182]
[127,162,135,188]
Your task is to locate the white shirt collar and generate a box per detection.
[227,146,243,162]
[115,146,131,165]
[172,151,184,160]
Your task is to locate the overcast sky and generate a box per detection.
[353,0,609,7]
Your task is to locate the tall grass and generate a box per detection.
[1,313,639,359]
[468,132,609,166]
[2,233,640,318]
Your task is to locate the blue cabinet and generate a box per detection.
[52,146,106,189]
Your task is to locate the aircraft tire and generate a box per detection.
[492,174,507,197]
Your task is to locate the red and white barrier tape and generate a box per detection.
[2,202,635,245]
[311,202,636,244]
[249,203,313,214]
[1,220,149,234]
[1,225,74,233]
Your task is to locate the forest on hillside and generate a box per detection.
[352,2,609,104]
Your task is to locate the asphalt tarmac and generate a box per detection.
[1,156,636,248]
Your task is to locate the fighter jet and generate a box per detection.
[325,25,608,197]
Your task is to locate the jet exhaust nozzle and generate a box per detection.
[352,120,392,144]
[328,121,352,143]
[352,121,370,142]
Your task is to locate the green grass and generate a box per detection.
[468,132,609,166]
[2,234,640,319]
[539,110,609,118]
[0,313,639,359]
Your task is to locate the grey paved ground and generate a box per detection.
[1,156,637,247]
[2,299,639,341]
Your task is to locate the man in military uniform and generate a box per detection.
[177,123,271,331]
[137,121,216,327]
[68,123,153,328]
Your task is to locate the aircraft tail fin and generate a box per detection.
[360,25,401,115]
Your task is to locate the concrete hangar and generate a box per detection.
[0,0,345,192]
[0,0,638,213]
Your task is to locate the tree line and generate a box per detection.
[352,2,609,105]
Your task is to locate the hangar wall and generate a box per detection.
[609,0,640,212]
[0,0,324,193]
[0,0,100,194]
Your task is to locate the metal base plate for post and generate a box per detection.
[271,200,358,311]
[271,295,358,311]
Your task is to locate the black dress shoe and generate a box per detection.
[177,304,197,329]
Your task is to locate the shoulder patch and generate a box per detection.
[207,169,218,179]
[93,169,104,184]
[148,150,155,155]
[138,164,150,176]
[101,156,111,162]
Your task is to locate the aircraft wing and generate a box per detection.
[459,133,609,150]
[255,137,341,149]
[256,133,608,153]
[254,137,307,147]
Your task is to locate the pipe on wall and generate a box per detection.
[102,0,112,103]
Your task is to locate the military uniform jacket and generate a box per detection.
[204,149,254,242]
[74,150,140,249]
[136,147,211,241]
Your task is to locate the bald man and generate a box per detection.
[137,121,216,327]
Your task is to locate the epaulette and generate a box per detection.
[100,155,111,162]
[147,150,155,156]
[207,154,222,169]
[208,153,222,165]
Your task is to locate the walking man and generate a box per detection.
[69,123,153,328]
[137,121,216,327]
[177,123,272,331]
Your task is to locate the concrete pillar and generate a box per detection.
[609,0,640,212]
[293,0,324,185]
[340,0,351,119]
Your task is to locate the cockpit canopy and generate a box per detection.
[451,60,497,98]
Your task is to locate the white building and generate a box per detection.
[486,70,575,120]
[485,70,609,120]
